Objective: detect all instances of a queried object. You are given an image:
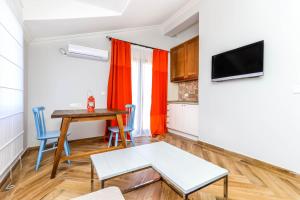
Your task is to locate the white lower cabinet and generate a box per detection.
[167,103,199,137]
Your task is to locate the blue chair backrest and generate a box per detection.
[32,107,47,139]
[125,104,136,130]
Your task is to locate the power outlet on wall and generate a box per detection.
[292,85,300,94]
[69,103,84,108]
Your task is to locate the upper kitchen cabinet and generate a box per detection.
[171,43,186,81]
[170,36,199,82]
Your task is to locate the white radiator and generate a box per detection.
[0,0,24,181]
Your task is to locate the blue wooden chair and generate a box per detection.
[108,104,136,147]
[32,107,71,171]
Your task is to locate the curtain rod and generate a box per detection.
[106,36,169,52]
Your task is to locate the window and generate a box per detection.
[131,46,152,136]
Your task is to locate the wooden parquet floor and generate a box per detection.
[1,134,300,200]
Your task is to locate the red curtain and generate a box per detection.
[150,49,168,136]
[106,39,132,138]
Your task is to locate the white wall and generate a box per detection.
[0,0,24,181]
[198,0,300,173]
[27,26,181,147]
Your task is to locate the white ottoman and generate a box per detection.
[72,186,125,200]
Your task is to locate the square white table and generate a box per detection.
[91,142,229,199]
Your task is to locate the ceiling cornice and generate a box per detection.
[162,0,200,36]
[29,25,162,45]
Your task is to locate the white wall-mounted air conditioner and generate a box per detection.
[63,44,109,61]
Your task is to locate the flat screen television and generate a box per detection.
[212,41,264,82]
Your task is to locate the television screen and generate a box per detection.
[212,41,264,81]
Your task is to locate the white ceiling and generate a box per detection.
[22,0,131,20]
[22,0,190,40]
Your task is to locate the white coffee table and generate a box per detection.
[91,142,228,200]
[72,186,125,200]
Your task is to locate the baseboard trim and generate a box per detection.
[69,136,104,143]
[167,129,198,141]
[1,136,104,190]
[196,140,300,181]
[167,132,300,182]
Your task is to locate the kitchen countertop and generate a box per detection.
[168,100,198,105]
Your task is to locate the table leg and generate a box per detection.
[91,162,94,182]
[91,162,94,191]
[100,180,105,189]
[224,175,228,200]
[116,114,127,148]
[183,193,188,200]
[51,117,71,179]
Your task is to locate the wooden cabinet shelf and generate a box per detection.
[170,36,199,82]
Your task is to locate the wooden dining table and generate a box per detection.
[50,108,128,179]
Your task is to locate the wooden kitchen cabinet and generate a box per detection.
[171,44,186,81]
[170,36,199,82]
[185,37,199,80]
